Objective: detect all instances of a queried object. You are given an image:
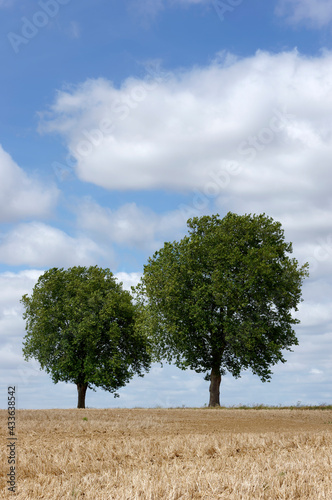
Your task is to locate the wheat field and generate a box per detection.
[1,407,332,499]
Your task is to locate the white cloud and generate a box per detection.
[297,300,332,329]
[115,272,142,291]
[0,270,43,312]
[0,222,106,267]
[275,0,332,27]
[309,368,323,374]
[76,199,186,251]
[39,50,332,281]
[0,270,44,365]
[0,145,58,222]
[39,50,332,199]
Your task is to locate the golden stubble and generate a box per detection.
[0,408,331,499]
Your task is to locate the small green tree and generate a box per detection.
[21,266,151,408]
[135,212,309,407]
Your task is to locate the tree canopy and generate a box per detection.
[21,266,151,408]
[135,212,309,406]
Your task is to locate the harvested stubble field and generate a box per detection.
[1,407,332,499]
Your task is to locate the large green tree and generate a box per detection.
[135,212,309,407]
[21,266,151,408]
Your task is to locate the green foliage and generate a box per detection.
[135,212,309,384]
[21,266,151,397]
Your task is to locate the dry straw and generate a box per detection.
[1,408,331,499]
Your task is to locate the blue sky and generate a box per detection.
[1,0,332,409]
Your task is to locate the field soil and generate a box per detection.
[1,408,332,499]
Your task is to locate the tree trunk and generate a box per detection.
[209,367,221,407]
[77,383,88,409]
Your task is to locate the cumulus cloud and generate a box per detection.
[0,222,106,267]
[38,50,332,280]
[76,199,187,251]
[115,272,142,291]
[275,0,332,27]
[0,270,42,312]
[0,271,44,391]
[39,50,332,198]
[0,145,58,222]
